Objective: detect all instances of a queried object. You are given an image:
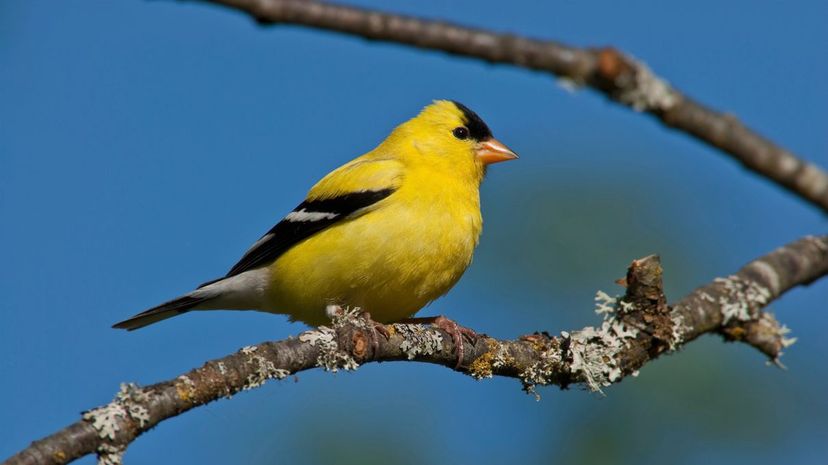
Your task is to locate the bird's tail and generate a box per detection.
[113,270,268,330]
[112,294,212,331]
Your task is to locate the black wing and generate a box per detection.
[201,189,395,286]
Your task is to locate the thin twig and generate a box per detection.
[5,235,826,465]
[195,0,828,214]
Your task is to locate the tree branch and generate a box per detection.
[5,235,827,465]
[5,4,824,465]
[193,0,828,214]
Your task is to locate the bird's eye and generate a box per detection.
[452,127,470,140]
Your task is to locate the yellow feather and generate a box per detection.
[265,101,487,325]
[113,100,515,331]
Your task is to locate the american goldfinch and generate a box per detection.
[114,100,517,362]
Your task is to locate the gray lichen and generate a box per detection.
[299,308,364,372]
[556,77,581,93]
[96,443,125,465]
[175,375,197,402]
[82,383,151,441]
[568,319,638,393]
[393,323,444,360]
[299,326,358,372]
[669,313,687,351]
[239,345,290,390]
[713,275,796,364]
[715,275,772,324]
[240,345,258,355]
[83,402,126,442]
[594,290,635,315]
[116,383,150,428]
[520,291,642,396]
[594,291,618,316]
[779,324,797,349]
[762,314,797,350]
[82,383,153,465]
[756,312,797,367]
[520,337,564,400]
[566,291,640,392]
[614,57,679,111]
[469,339,514,380]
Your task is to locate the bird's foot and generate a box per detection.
[325,304,391,354]
[326,305,389,357]
[357,311,390,356]
[398,315,477,369]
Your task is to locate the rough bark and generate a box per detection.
[5,235,827,465]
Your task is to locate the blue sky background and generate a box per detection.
[2,1,827,463]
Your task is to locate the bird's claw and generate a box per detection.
[358,311,389,356]
[325,305,388,357]
[431,316,477,369]
[395,315,477,369]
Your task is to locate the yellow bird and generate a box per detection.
[113,100,517,362]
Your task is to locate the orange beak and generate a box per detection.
[476,138,519,165]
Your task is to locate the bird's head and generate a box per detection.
[386,100,518,180]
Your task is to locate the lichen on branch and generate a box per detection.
[6,235,826,465]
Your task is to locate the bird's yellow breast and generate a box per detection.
[264,168,482,326]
